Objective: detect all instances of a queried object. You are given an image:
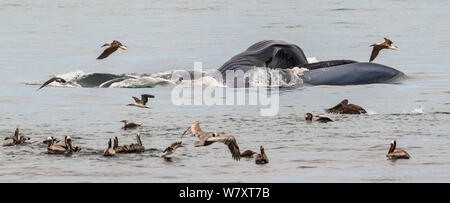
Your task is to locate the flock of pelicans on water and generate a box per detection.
[3,37,410,165]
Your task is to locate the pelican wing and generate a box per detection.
[347,104,367,113]
[97,46,119,60]
[38,77,66,91]
[132,96,142,104]
[327,99,347,113]
[170,141,182,149]
[206,136,241,161]
[369,46,382,62]
[141,94,155,105]
[4,136,16,141]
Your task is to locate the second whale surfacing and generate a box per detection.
[218,40,406,86]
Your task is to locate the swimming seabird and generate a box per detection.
[255,146,269,165]
[4,128,30,146]
[305,113,333,123]
[42,136,60,145]
[128,133,145,153]
[121,120,141,130]
[160,141,183,157]
[386,140,411,159]
[113,136,130,153]
[97,40,128,60]
[47,136,79,155]
[127,94,155,108]
[103,138,116,156]
[326,99,367,114]
[183,122,241,161]
[240,150,257,158]
[37,77,66,91]
[370,38,398,62]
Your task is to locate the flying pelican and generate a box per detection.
[386,140,411,159]
[305,113,333,123]
[37,77,66,91]
[4,128,30,146]
[103,139,116,156]
[182,122,241,161]
[121,120,141,130]
[326,99,367,114]
[255,146,269,164]
[97,40,128,60]
[127,94,155,108]
[160,141,183,157]
[369,37,398,62]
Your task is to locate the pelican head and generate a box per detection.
[305,113,313,121]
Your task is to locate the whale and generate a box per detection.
[218,40,406,86]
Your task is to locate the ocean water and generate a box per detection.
[0,0,449,182]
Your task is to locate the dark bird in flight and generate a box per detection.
[97,40,128,60]
[37,77,66,91]
[386,140,411,159]
[369,38,398,62]
[326,99,367,114]
[182,122,241,161]
[160,141,183,157]
[305,113,333,123]
[127,94,155,108]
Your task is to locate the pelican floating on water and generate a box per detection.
[121,120,141,130]
[386,140,411,159]
[37,77,66,91]
[127,94,155,108]
[103,138,116,156]
[305,113,333,123]
[47,136,80,155]
[255,146,269,165]
[326,99,367,114]
[370,37,398,62]
[240,150,257,158]
[97,40,128,60]
[113,136,130,153]
[128,133,145,153]
[4,128,30,146]
[183,122,241,161]
[161,141,183,157]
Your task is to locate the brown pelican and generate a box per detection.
[305,113,333,123]
[4,128,30,146]
[160,141,183,157]
[97,40,128,60]
[121,120,141,130]
[37,77,66,91]
[240,150,257,158]
[47,136,77,155]
[127,94,155,108]
[113,136,130,153]
[128,133,145,153]
[183,122,241,161]
[370,37,398,62]
[326,99,367,114]
[386,140,411,159]
[103,139,116,156]
[255,146,269,164]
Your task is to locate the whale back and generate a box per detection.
[218,40,308,74]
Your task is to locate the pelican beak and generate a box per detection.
[101,43,110,47]
[119,45,128,50]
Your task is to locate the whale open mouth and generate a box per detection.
[265,49,300,69]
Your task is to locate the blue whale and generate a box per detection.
[218,40,406,86]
